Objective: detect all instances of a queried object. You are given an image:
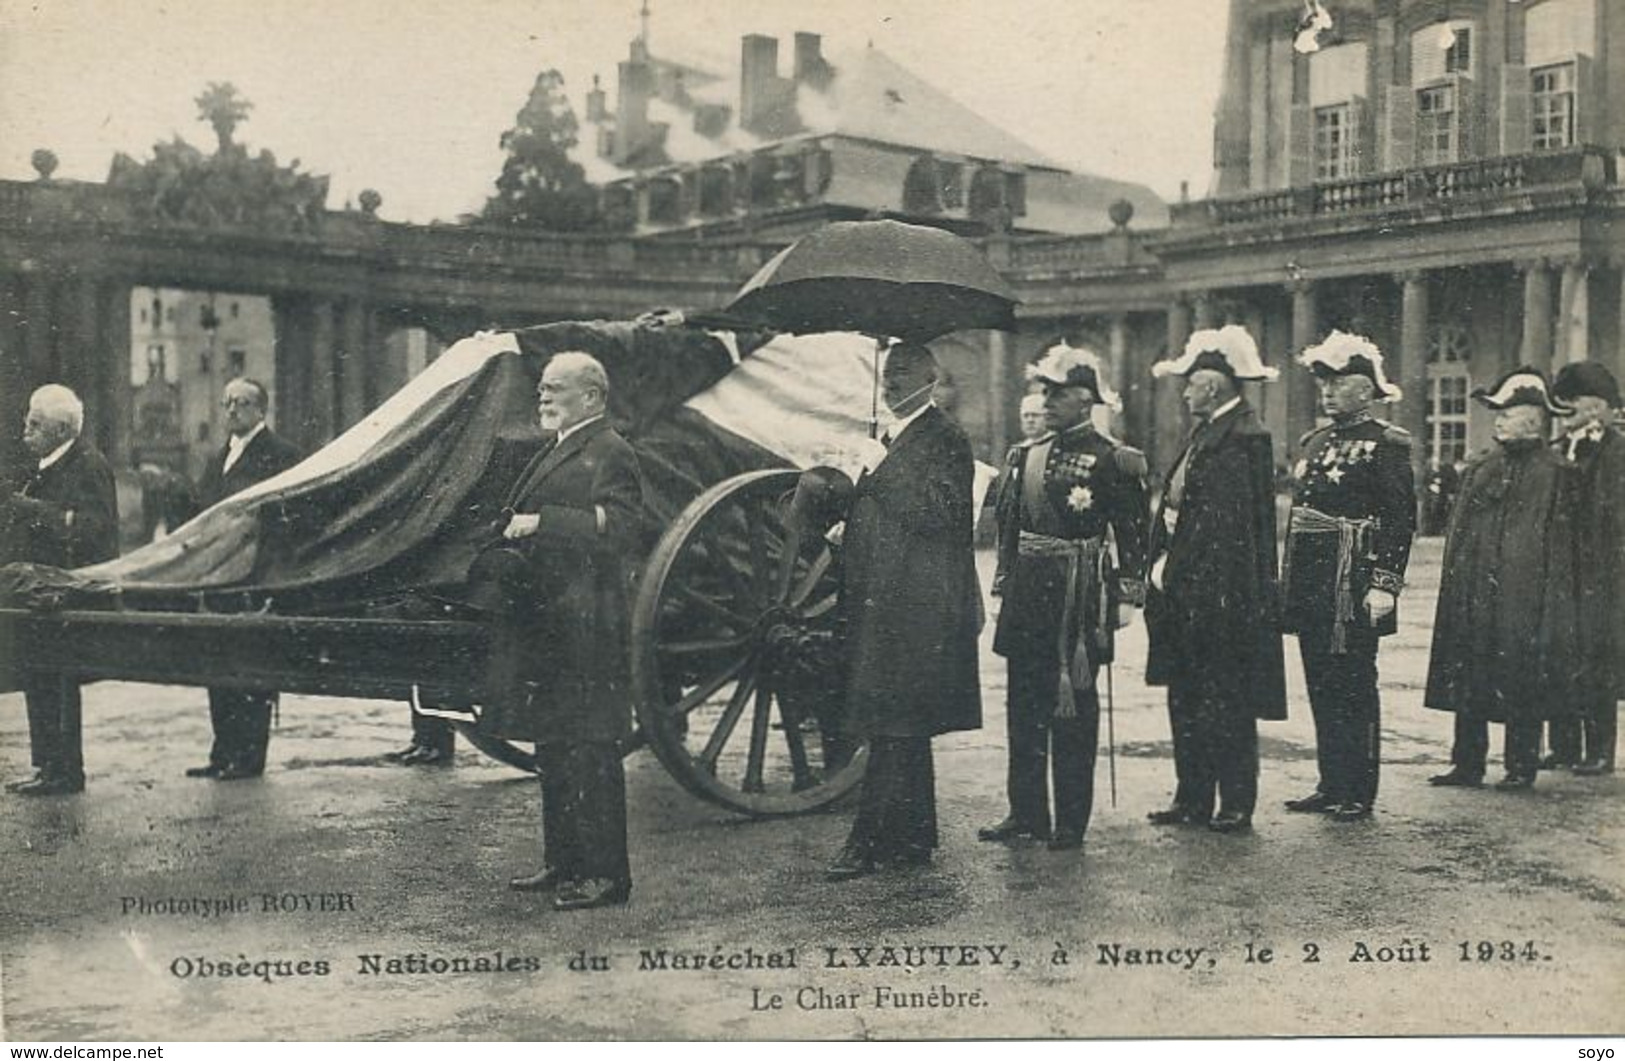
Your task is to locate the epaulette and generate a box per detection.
[1298,425,1330,448]
[1113,445,1148,477]
[1378,421,1412,445]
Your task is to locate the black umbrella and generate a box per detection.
[725,219,1020,343]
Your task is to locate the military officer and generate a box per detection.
[984,344,1148,851]
[1280,332,1416,821]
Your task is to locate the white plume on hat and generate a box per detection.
[1151,324,1279,382]
[1298,330,1403,402]
[1025,342,1122,412]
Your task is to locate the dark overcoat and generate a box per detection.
[840,406,982,739]
[1564,427,1625,700]
[1144,401,1287,720]
[476,418,646,746]
[197,427,303,509]
[1424,439,1580,722]
[5,438,120,569]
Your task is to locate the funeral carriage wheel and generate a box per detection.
[453,722,539,773]
[631,468,867,817]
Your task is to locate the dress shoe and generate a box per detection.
[887,849,932,869]
[823,848,877,882]
[977,817,1048,843]
[402,745,453,767]
[12,774,84,797]
[1537,754,1574,771]
[1045,833,1084,852]
[509,867,566,893]
[381,744,421,763]
[5,771,46,792]
[216,764,264,781]
[1572,760,1615,777]
[1428,769,1483,788]
[1208,811,1252,834]
[1331,802,1373,822]
[1284,791,1338,813]
[553,878,630,911]
[1494,774,1535,791]
[1147,806,1208,826]
[184,764,222,779]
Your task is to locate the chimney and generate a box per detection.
[614,55,653,165]
[793,32,832,90]
[740,34,779,135]
[585,74,607,123]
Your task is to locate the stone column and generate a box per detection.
[987,330,1012,459]
[1556,259,1590,368]
[1397,271,1431,487]
[1288,280,1320,450]
[1156,297,1194,476]
[102,280,134,466]
[1106,312,1130,436]
[337,299,372,430]
[1616,265,1625,386]
[1192,292,1217,330]
[1520,259,1555,373]
[22,269,57,383]
[308,299,338,447]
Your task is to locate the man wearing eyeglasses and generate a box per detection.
[183,377,302,781]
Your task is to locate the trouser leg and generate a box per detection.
[1004,654,1054,834]
[206,689,234,769]
[411,709,456,755]
[1451,713,1489,777]
[567,742,631,886]
[1504,719,1543,779]
[1167,680,1213,818]
[1214,701,1258,818]
[25,677,83,782]
[1298,637,1339,799]
[232,691,275,774]
[1547,717,1582,765]
[536,744,577,880]
[1050,682,1100,841]
[1585,694,1617,767]
[845,737,936,860]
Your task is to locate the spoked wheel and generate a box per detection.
[454,722,538,773]
[632,469,866,816]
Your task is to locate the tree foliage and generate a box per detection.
[482,70,600,231]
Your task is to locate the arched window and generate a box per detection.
[902,156,943,215]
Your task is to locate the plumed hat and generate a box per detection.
[1299,330,1403,401]
[1151,324,1278,382]
[1472,366,1573,414]
[1551,361,1620,407]
[1025,343,1122,412]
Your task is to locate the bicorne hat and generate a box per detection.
[1025,343,1122,412]
[1299,330,1403,401]
[1551,361,1620,407]
[1151,325,1279,382]
[1472,366,1574,414]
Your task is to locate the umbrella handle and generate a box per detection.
[870,337,883,440]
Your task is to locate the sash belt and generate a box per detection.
[1018,531,1109,716]
[1286,506,1373,655]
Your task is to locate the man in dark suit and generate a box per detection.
[1144,326,1287,834]
[1546,362,1623,776]
[1281,333,1416,822]
[4,385,119,797]
[1426,368,1580,789]
[490,352,645,911]
[825,343,983,881]
[184,378,302,781]
[983,343,1147,852]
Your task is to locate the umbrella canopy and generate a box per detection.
[726,219,1020,343]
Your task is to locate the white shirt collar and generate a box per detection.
[227,422,266,453]
[37,438,74,472]
[1206,395,1243,423]
[884,401,934,442]
[556,412,605,445]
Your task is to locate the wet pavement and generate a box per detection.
[1,540,1621,1039]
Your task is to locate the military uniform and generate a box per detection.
[992,422,1147,845]
[1282,413,1416,813]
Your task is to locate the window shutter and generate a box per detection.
[1453,76,1477,159]
[1500,63,1531,154]
[1289,101,1314,184]
[1574,53,1596,144]
[1384,84,1415,170]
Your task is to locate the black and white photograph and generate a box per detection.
[1,0,1622,1043]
